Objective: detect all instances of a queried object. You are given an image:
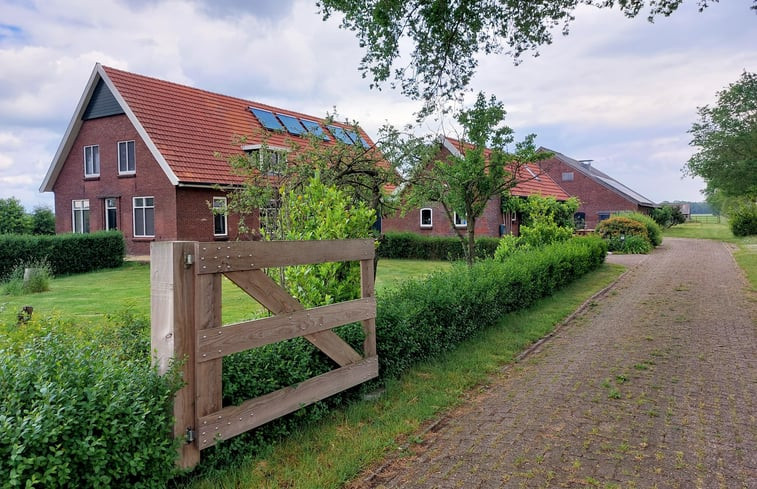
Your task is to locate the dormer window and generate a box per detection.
[242,144,288,176]
[84,145,99,177]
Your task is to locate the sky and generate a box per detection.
[1,0,755,212]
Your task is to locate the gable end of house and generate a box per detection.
[83,78,125,120]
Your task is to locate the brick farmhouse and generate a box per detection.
[540,148,658,230]
[40,64,376,255]
[382,137,571,238]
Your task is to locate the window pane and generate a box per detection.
[145,207,154,236]
[420,209,432,226]
[119,142,127,172]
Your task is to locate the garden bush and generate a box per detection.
[730,202,757,237]
[596,216,652,252]
[1,258,53,295]
[624,212,663,246]
[0,231,124,278]
[378,232,499,260]
[0,318,182,488]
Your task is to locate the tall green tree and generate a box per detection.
[407,92,551,265]
[31,206,56,235]
[684,71,757,201]
[318,0,754,116]
[0,197,31,235]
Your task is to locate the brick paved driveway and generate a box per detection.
[355,238,756,488]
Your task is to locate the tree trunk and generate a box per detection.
[466,218,476,267]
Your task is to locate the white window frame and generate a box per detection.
[72,199,90,233]
[419,208,433,228]
[454,212,467,228]
[133,196,155,238]
[105,197,118,230]
[118,140,136,175]
[84,145,99,177]
[213,197,228,237]
[562,172,574,182]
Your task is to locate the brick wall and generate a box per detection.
[543,157,643,229]
[382,198,507,237]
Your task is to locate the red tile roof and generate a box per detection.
[102,65,376,186]
[442,137,570,201]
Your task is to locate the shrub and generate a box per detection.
[1,258,53,295]
[730,202,757,237]
[0,320,182,488]
[651,205,686,228]
[596,216,651,252]
[624,212,663,246]
[378,232,499,260]
[0,231,124,278]
[607,235,652,254]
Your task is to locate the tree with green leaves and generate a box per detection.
[31,206,56,235]
[684,71,757,201]
[318,0,754,116]
[406,92,552,265]
[0,197,31,235]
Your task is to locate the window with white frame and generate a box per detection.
[104,198,118,230]
[213,197,228,237]
[562,172,574,182]
[454,212,467,228]
[72,199,90,233]
[133,197,154,237]
[243,145,288,176]
[84,145,100,177]
[118,140,136,174]
[420,208,432,228]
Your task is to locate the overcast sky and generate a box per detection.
[1,0,755,211]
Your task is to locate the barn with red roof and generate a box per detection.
[40,64,375,255]
[382,136,571,238]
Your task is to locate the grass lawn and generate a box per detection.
[0,259,450,326]
[182,263,625,488]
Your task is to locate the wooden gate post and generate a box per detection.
[150,241,199,468]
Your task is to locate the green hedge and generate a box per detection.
[378,231,500,260]
[0,317,181,488]
[0,231,124,278]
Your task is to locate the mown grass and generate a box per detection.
[0,259,450,326]
[664,221,756,290]
[181,263,625,489]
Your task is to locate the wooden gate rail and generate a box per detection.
[150,239,378,468]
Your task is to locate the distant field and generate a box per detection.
[689,214,723,224]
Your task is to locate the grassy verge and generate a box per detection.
[663,221,757,290]
[0,259,450,326]
[182,262,625,489]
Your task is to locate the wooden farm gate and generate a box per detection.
[150,240,378,468]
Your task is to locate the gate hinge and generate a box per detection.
[185,427,196,444]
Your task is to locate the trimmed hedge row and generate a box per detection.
[378,231,500,260]
[0,231,125,278]
[374,235,607,377]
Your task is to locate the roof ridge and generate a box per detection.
[101,65,358,128]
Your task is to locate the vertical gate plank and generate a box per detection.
[150,241,199,468]
[194,267,223,432]
[360,258,377,358]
